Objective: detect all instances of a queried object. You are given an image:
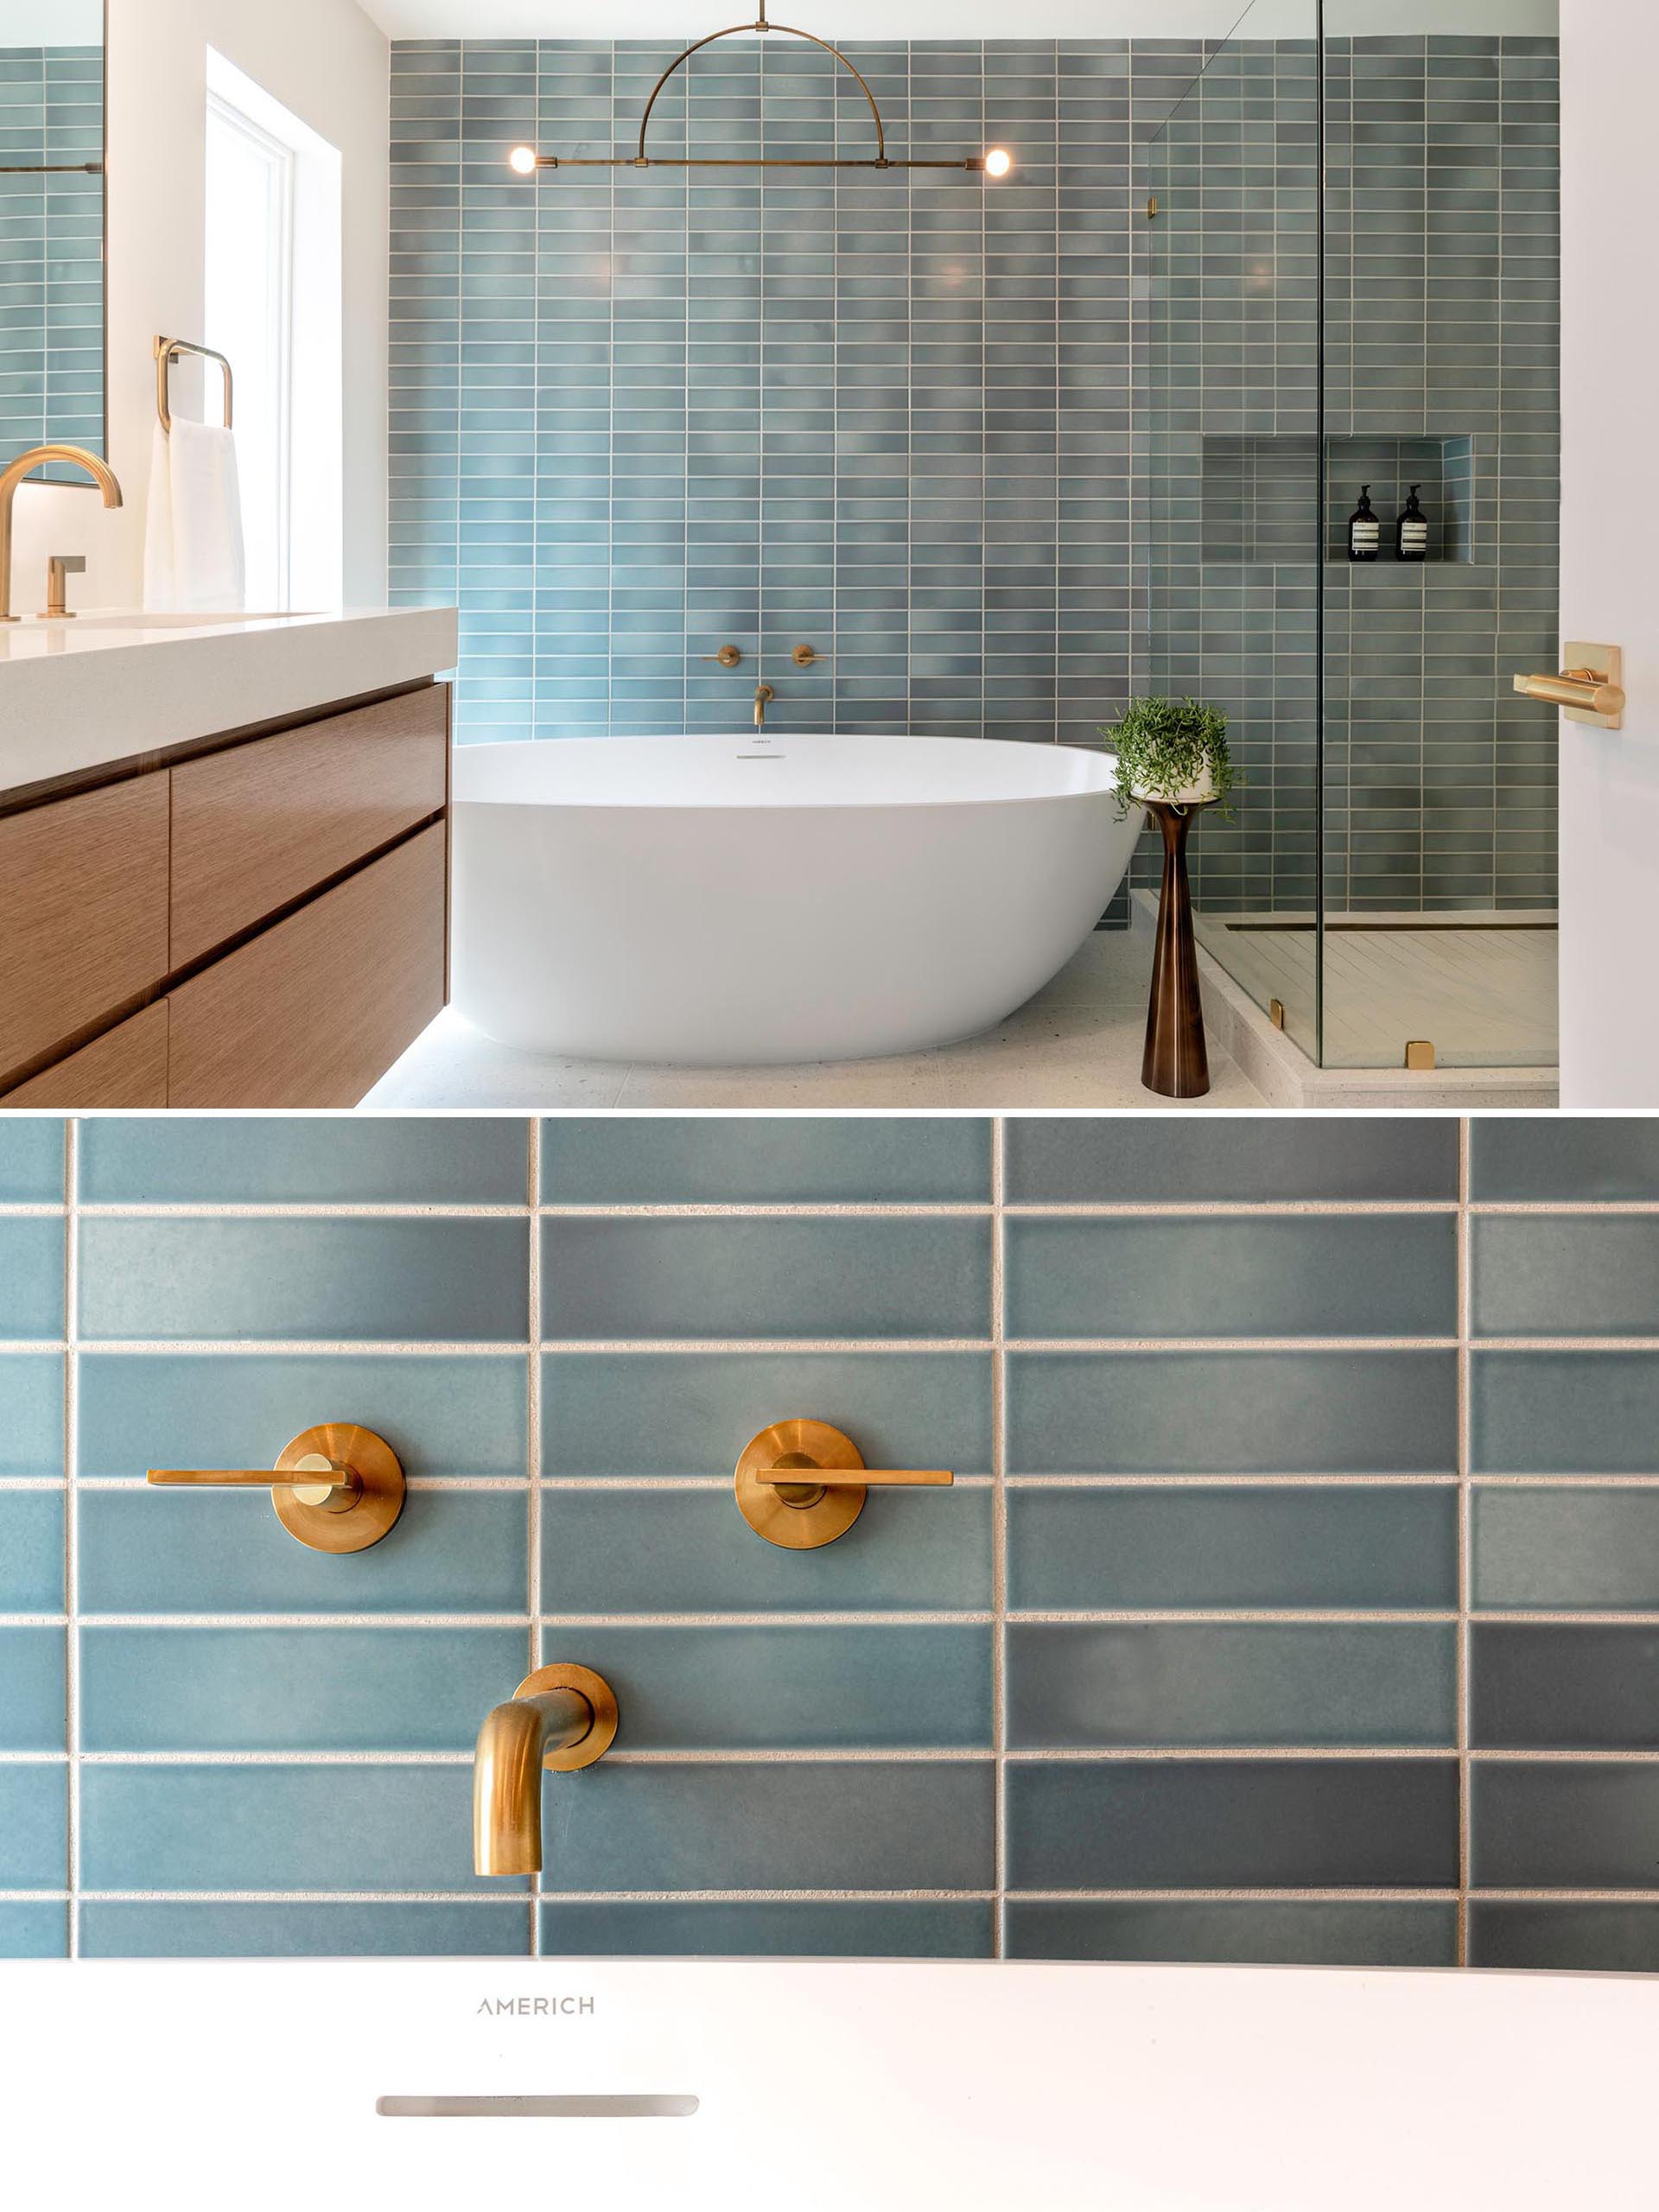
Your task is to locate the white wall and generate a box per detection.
[1558,0,1659,1106]
[8,0,388,615]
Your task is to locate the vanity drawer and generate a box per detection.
[166,822,447,1108]
[168,683,449,969]
[0,1002,169,1109]
[0,773,171,1086]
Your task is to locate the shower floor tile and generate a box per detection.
[361,936,1267,1111]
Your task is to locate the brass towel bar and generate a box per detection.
[155,334,234,434]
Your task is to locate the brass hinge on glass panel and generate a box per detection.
[1147,194,1159,219]
[1404,1040,1437,1072]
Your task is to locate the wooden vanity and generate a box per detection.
[0,677,451,1108]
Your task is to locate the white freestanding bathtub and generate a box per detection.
[451,733,1139,1065]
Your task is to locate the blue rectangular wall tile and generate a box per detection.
[541,1484,990,1613]
[77,1353,527,1480]
[1472,1218,1659,1337]
[539,1897,991,1957]
[1005,1120,1459,1202]
[79,1764,501,1892]
[1468,1904,1659,1974]
[0,1627,64,1751]
[1472,1487,1659,1611]
[1006,1758,1459,1888]
[540,1116,991,1203]
[1470,1122,1659,1201]
[538,1623,989,1750]
[0,1901,68,1959]
[1004,1899,1457,1967]
[542,1350,992,1476]
[539,1761,993,1891]
[79,1118,529,1204]
[1007,1351,1457,1474]
[0,1121,63,1202]
[1471,1624,1659,1751]
[1471,1351,1659,1473]
[78,1487,527,1615]
[1471,1762,1659,1888]
[0,1489,63,1610]
[1005,1217,1456,1339]
[1007,1623,1456,1748]
[78,1218,529,1342]
[1007,1484,1457,1610]
[0,1356,63,1475]
[79,1900,529,1959]
[541,1216,990,1340]
[0,1763,66,1887]
[79,1626,525,1753]
[0,1219,63,1340]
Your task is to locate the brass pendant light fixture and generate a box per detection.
[508,3,1013,179]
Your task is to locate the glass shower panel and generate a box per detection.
[1145,0,1323,1059]
[1319,7,1560,1070]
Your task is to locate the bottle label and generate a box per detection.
[1401,523,1428,547]
[1351,524,1379,546]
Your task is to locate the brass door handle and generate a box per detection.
[734,1419,954,1549]
[147,1423,406,1553]
[1513,642,1625,729]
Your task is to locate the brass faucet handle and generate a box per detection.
[760,1459,952,1489]
[791,643,831,667]
[734,1419,954,1550]
[702,644,743,668]
[146,1423,405,1554]
[41,553,86,620]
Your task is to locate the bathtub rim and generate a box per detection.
[450,731,1126,813]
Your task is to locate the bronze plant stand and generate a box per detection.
[1141,798,1215,1099]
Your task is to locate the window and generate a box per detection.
[203,52,342,612]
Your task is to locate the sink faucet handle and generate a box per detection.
[734,1419,955,1549]
[41,553,87,620]
[146,1421,406,1553]
[702,643,743,668]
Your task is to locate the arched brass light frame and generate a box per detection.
[508,2,1012,179]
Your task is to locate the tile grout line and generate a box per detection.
[526,1117,543,1959]
[63,1118,79,1959]
[1456,1116,1472,1964]
[990,1116,1007,1960]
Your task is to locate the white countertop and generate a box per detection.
[0,605,460,796]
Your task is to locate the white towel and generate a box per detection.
[143,416,247,614]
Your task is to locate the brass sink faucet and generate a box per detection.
[0,445,124,623]
[473,1664,619,1876]
[754,683,775,728]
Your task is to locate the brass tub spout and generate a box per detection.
[473,1663,619,1876]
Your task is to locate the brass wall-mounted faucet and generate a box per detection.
[0,444,123,623]
[147,1423,406,1553]
[753,683,775,728]
[473,1663,620,1876]
[734,1419,954,1549]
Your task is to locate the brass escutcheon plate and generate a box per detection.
[273,1423,405,1554]
[734,1417,868,1549]
[515,1662,620,1771]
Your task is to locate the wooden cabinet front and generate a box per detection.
[0,774,171,1088]
[168,685,449,969]
[165,822,448,1108]
[0,1002,169,1108]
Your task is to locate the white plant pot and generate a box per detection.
[1129,761,1218,806]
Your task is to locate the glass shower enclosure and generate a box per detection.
[1145,0,1560,1071]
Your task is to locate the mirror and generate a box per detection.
[0,0,105,480]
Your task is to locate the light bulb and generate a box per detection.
[509,144,538,176]
[983,147,1013,180]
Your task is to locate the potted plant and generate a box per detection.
[1098,694,1236,1102]
[1103,694,1236,815]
